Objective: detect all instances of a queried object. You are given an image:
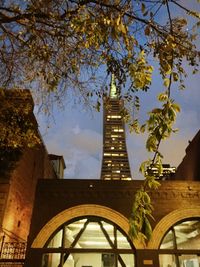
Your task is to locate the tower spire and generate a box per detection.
[110,73,117,98]
[101,74,132,180]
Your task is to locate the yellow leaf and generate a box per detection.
[118,22,127,34]
[163,62,172,75]
[157,93,168,102]
[178,18,188,26]
[85,41,89,48]
[172,103,181,113]
[163,78,170,87]
[116,16,121,26]
[141,3,146,14]
[172,72,179,82]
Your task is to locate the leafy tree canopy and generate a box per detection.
[0,0,199,241]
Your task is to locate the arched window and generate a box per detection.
[159,218,200,267]
[41,216,135,267]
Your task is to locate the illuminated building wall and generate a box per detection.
[0,90,64,244]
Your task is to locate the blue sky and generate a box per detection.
[35,1,200,180]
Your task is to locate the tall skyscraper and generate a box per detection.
[101,75,132,180]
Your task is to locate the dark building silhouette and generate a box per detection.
[174,130,200,181]
[1,88,200,267]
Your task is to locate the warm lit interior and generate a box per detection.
[42,217,135,267]
[159,219,200,267]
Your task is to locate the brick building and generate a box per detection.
[0,90,65,265]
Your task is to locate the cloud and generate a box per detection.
[38,111,103,179]
[71,126,102,155]
[64,148,101,179]
[62,125,102,179]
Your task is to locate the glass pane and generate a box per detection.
[64,219,87,248]
[159,254,177,267]
[78,222,112,248]
[42,253,61,267]
[42,253,135,267]
[117,230,132,249]
[119,254,135,267]
[179,255,200,267]
[63,253,108,267]
[47,229,62,248]
[102,253,115,267]
[47,217,134,251]
[160,230,175,249]
[174,220,200,249]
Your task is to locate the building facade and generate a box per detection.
[25,178,200,267]
[0,90,65,266]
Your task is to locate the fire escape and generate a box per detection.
[0,234,26,267]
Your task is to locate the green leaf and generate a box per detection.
[143,216,152,241]
[146,135,157,152]
[129,220,138,238]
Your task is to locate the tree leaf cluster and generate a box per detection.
[0,89,40,149]
[130,90,180,242]
[0,89,40,177]
[0,1,198,109]
[129,188,153,242]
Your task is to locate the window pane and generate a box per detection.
[117,230,132,249]
[174,221,200,249]
[47,229,62,248]
[159,254,177,267]
[119,254,135,267]
[46,217,134,252]
[102,253,115,267]
[42,253,61,267]
[64,219,87,248]
[160,230,175,249]
[179,255,200,267]
[42,253,134,267]
[78,222,112,248]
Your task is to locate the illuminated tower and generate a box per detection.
[101,74,132,180]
